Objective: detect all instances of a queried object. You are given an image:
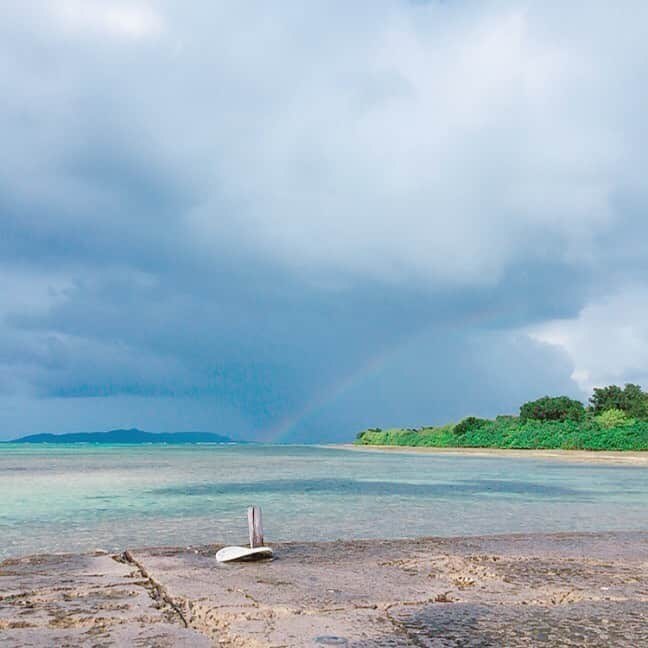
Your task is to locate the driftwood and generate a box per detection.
[216,506,273,563]
[248,505,264,548]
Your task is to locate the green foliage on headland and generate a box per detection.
[355,384,648,451]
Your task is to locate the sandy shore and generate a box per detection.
[330,444,648,465]
[2,532,648,647]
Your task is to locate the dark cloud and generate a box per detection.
[1,1,647,439]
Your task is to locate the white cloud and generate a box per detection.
[184,2,637,286]
[3,1,645,289]
[528,288,648,393]
[53,1,164,39]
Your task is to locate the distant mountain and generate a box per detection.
[8,428,238,444]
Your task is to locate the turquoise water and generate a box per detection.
[2,444,648,559]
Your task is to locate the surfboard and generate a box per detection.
[216,545,274,563]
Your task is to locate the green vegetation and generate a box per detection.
[355,384,648,451]
[589,383,648,418]
[595,408,633,429]
[519,396,584,422]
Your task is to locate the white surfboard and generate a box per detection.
[216,545,273,563]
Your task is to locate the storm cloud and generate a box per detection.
[1,1,647,440]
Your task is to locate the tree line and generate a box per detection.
[519,383,648,423]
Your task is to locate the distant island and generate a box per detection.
[7,428,237,444]
[355,384,648,451]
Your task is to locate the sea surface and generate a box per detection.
[2,444,648,559]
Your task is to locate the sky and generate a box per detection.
[1,1,647,442]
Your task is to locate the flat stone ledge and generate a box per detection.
[3,532,648,647]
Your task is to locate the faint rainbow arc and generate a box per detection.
[266,304,500,442]
[266,342,400,442]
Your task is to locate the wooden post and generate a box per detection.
[247,505,264,548]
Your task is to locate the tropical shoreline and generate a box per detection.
[331,443,648,465]
[351,387,648,453]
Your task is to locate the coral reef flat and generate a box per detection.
[2,532,648,646]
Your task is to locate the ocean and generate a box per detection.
[2,444,648,559]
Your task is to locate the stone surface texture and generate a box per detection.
[2,532,648,647]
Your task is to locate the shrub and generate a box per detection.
[453,416,488,436]
[520,396,585,422]
[595,408,632,429]
[353,418,648,450]
[589,384,648,418]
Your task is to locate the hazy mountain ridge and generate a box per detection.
[7,428,238,444]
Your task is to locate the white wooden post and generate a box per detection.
[247,505,264,548]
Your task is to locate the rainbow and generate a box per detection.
[266,342,398,442]
[265,304,500,442]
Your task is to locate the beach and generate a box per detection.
[2,531,648,646]
[3,2,645,646]
[335,444,648,466]
[4,445,648,645]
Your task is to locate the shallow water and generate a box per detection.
[1,444,647,559]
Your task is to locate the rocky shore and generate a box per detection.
[2,532,648,647]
